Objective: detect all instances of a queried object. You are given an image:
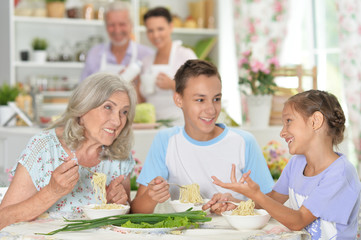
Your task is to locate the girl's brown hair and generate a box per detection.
[285,90,346,146]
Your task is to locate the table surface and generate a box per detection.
[0,199,311,240]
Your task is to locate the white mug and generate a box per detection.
[140,73,157,95]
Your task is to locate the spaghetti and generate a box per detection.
[91,172,107,206]
[179,183,204,203]
[92,203,125,210]
[231,199,256,216]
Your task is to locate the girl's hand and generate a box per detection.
[48,157,79,198]
[156,73,174,90]
[106,175,128,205]
[202,193,237,215]
[147,176,170,203]
[212,164,260,198]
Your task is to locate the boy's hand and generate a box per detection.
[202,193,237,215]
[147,176,170,203]
[212,164,260,198]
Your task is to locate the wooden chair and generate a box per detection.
[272,65,317,92]
[269,65,318,125]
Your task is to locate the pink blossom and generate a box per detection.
[250,60,264,73]
[274,1,283,13]
[248,22,255,34]
[269,57,280,68]
[242,50,251,57]
[239,57,248,67]
[262,68,270,74]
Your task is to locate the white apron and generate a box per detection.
[140,41,184,126]
[99,42,138,77]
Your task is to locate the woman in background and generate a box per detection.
[137,7,197,126]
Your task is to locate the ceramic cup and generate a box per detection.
[140,73,157,95]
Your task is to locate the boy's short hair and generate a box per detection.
[174,59,221,95]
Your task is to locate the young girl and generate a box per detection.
[213,90,361,239]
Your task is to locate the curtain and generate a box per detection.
[233,0,290,61]
[336,0,361,166]
[233,0,290,122]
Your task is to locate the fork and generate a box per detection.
[218,200,241,206]
[147,182,186,189]
[168,183,186,189]
[59,158,98,175]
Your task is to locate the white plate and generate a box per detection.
[112,226,178,234]
[82,204,130,219]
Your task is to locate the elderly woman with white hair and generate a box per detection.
[0,73,137,230]
[80,1,154,82]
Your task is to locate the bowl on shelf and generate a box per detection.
[222,209,271,230]
[169,199,210,212]
[82,204,130,219]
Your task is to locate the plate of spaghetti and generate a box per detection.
[169,183,209,212]
[83,171,130,219]
[221,200,270,230]
[83,203,130,219]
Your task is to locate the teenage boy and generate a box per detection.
[131,60,274,214]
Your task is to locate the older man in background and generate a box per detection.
[80,1,154,82]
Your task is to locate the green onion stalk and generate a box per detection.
[37,210,212,235]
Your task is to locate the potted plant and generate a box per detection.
[238,50,279,127]
[46,0,66,18]
[0,83,21,126]
[32,37,48,63]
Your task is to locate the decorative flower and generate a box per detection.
[130,150,142,191]
[238,50,279,95]
[262,140,290,180]
[5,168,14,183]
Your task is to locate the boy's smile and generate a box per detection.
[174,74,223,141]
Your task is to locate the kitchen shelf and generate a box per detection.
[14,61,84,69]
[14,16,104,26]
[41,91,73,97]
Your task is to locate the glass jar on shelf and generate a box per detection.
[75,41,88,62]
[94,0,107,20]
[83,0,94,20]
[139,0,149,26]
[58,41,73,62]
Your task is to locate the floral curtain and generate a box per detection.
[233,0,290,62]
[336,0,361,166]
[233,0,290,122]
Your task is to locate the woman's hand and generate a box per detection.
[48,158,79,198]
[156,73,175,90]
[147,176,170,203]
[106,175,128,205]
[212,164,259,198]
[202,193,238,215]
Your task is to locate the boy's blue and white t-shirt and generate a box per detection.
[137,123,274,200]
[273,154,361,240]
